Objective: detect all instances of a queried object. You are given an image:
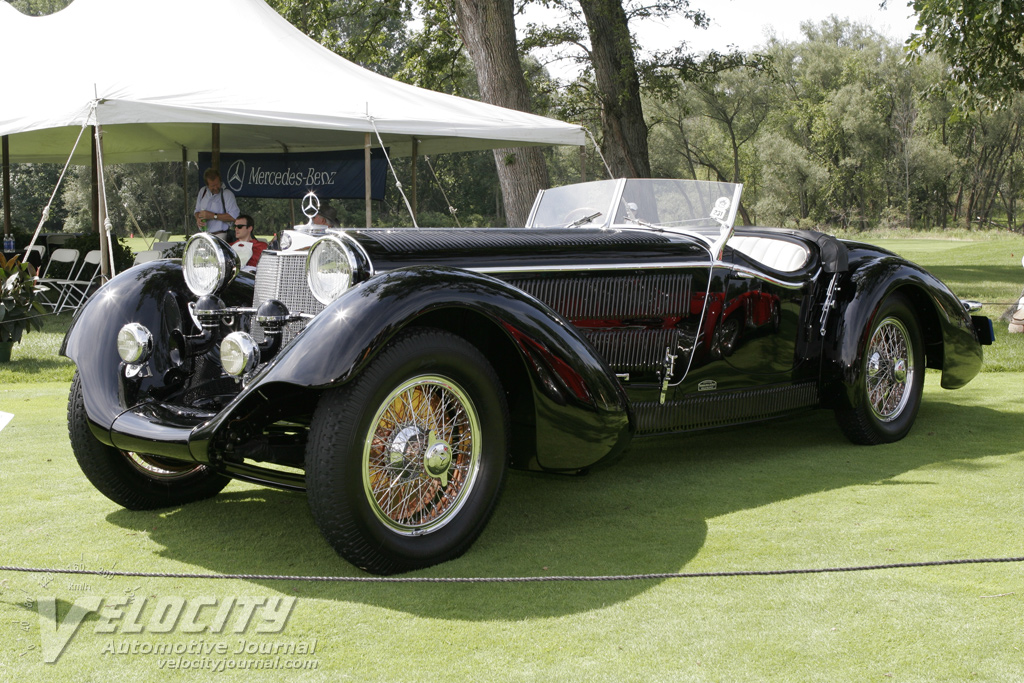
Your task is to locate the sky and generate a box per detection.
[522,0,920,80]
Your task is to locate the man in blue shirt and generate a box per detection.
[194,168,240,238]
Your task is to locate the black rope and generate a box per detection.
[1,556,1021,583]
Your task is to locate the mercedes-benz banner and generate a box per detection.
[198,150,388,200]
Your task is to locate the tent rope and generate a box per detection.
[367,117,419,228]
[424,155,461,228]
[23,123,89,259]
[91,118,117,279]
[585,127,614,180]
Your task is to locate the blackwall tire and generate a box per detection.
[305,327,510,575]
[67,372,230,509]
[835,293,924,445]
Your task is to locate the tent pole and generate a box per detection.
[364,132,372,228]
[580,145,586,183]
[93,126,111,281]
[182,146,189,236]
[212,124,220,172]
[410,138,418,224]
[91,127,100,244]
[2,136,10,240]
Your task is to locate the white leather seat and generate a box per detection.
[728,235,810,272]
[231,241,254,265]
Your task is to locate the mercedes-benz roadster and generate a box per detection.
[62,178,994,574]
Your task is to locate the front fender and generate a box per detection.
[61,260,255,438]
[220,266,633,471]
[827,253,983,408]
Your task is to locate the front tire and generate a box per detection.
[835,293,924,444]
[67,372,230,509]
[305,327,510,575]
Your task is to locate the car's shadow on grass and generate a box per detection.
[105,398,1017,620]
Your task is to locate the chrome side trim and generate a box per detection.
[719,263,805,290]
[470,261,714,275]
[471,260,804,288]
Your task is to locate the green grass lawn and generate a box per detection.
[1,236,1022,681]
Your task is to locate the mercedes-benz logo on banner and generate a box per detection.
[301,191,320,220]
[226,159,246,193]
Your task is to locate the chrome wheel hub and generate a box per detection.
[423,432,454,487]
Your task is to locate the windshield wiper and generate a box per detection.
[624,216,662,230]
[566,211,602,228]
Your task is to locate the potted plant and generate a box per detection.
[0,253,47,362]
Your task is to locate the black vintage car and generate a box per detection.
[62,179,994,574]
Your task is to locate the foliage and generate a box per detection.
[263,0,341,48]
[907,0,1024,109]
[644,16,1024,233]
[5,0,69,16]
[61,163,192,238]
[2,163,68,235]
[0,252,46,344]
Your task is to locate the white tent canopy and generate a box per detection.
[0,0,585,164]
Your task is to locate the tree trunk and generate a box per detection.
[577,0,651,178]
[451,0,550,226]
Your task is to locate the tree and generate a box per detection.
[906,0,1024,108]
[524,0,726,179]
[450,0,551,225]
[575,0,650,177]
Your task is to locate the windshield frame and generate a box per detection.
[526,178,743,257]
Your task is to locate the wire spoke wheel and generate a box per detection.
[122,451,210,480]
[67,371,230,510]
[364,376,481,534]
[835,293,924,445]
[306,328,509,574]
[864,316,914,422]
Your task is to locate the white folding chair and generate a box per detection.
[133,250,162,266]
[55,249,102,313]
[35,247,80,310]
[23,244,45,271]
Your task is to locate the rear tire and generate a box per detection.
[305,328,510,575]
[835,293,924,445]
[67,372,230,509]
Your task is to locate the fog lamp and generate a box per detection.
[220,332,260,377]
[117,323,153,364]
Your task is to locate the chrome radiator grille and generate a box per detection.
[251,251,324,343]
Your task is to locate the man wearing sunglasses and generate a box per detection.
[230,214,268,269]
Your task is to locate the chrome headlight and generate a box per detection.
[306,236,358,305]
[117,323,153,364]
[183,233,239,297]
[220,332,260,377]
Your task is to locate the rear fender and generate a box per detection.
[825,254,983,409]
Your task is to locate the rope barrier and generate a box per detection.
[1,556,1021,584]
